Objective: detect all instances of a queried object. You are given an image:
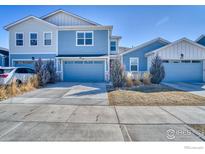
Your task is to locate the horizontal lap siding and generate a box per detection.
[58,30,108,55]
[123,41,168,71]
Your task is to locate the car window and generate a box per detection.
[15,68,28,73]
[0,69,14,74]
[26,68,35,74]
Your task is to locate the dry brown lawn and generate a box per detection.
[189,125,205,135]
[108,84,205,106]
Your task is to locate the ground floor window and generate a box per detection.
[130,57,139,72]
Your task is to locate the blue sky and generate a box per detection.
[1,5,205,48]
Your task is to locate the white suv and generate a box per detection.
[0,67,36,85]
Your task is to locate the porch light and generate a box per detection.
[180,53,184,59]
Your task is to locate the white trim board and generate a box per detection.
[58,25,113,31]
[4,16,57,30]
[129,57,139,72]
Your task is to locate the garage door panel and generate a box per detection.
[63,61,105,82]
[163,62,203,82]
[14,61,35,69]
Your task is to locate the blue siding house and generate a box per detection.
[4,9,205,83]
[4,9,121,82]
[121,38,170,72]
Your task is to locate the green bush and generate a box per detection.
[149,55,165,84]
[110,59,124,88]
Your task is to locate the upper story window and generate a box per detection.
[16,33,23,46]
[30,33,38,46]
[130,57,139,72]
[110,41,117,51]
[44,32,52,46]
[76,31,93,46]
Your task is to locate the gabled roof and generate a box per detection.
[145,37,205,56]
[111,36,122,40]
[195,34,205,42]
[4,16,57,30]
[41,9,101,26]
[119,46,131,54]
[121,37,170,55]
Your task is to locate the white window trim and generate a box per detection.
[76,31,94,46]
[110,40,117,52]
[29,32,38,47]
[43,32,52,46]
[129,57,139,72]
[15,32,24,47]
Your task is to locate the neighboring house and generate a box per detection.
[4,9,121,82]
[0,47,9,67]
[121,38,170,73]
[121,37,205,82]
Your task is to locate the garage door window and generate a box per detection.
[15,61,34,65]
[192,60,201,63]
[182,60,191,63]
[130,58,139,72]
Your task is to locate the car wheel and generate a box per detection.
[16,79,22,86]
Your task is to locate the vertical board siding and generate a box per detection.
[156,40,205,59]
[44,12,94,26]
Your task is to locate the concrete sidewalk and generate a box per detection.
[163,82,205,97]
[0,104,205,141]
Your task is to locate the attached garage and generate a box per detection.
[146,38,205,83]
[163,60,203,82]
[63,60,105,82]
[13,60,35,69]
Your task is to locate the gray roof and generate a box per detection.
[119,46,131,54]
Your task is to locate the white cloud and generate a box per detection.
[155,16,169,27]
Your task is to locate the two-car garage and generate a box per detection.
[147,38,205,83]
[163,60,203,82]
[63,60,105,82]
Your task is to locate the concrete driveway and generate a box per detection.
[1,82,205,141]
[163,82,205,97]
[2,82,109,105]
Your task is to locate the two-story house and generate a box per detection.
[5,10,121,82]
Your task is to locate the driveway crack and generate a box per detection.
[0,122,23,139]
[159,106,186,124]
[114,106,131,141]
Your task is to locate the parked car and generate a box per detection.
[0,67,36,85]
